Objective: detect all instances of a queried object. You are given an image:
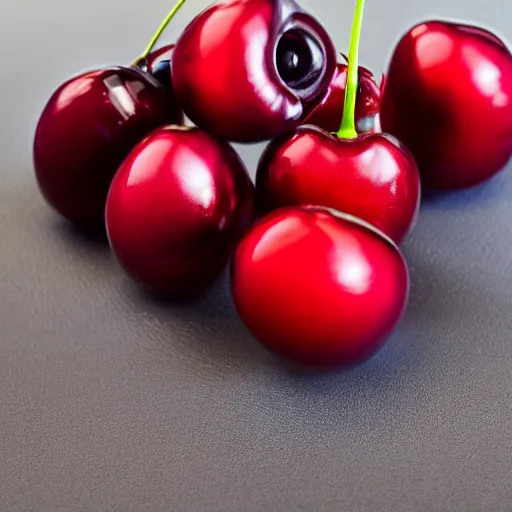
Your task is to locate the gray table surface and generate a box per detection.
[1,0,512,510]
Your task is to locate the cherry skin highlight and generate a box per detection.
[171,0,337,142]
[381,20,512,190]
[231,206,409,369]
[33,66,182,230]
[256,125,420,244]
[106,126,255,298]
[304,54,381,133]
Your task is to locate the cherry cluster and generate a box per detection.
[33,0,512,370]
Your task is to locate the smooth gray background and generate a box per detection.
[1,0,512,510]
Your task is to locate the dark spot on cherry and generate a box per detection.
[151,59,172,92]
[276,29,324,91]
[134,57,172,93]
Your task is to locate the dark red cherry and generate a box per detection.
[303,54,381,133]
[381,20,512,190]
[106,126,255,298]
[231,206,409,369]
[171,0,337,142]
[33,66,182,230]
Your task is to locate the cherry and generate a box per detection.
[256,127,420,243]
[171,0,337,143]
[303,53,381,133]
[231,206,409,369]
[33,1,186,230]
[256,0,420,244]
[381,20,512,190]
[33,67,180,230]
[105,126,255,298]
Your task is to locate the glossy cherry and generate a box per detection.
[33,66,182,229]
[171,0,337,143]
[256,0,420,244]
[231,206,409,368]
[106,126,255,297]
[256,126,420,244]
[304,54,381,133]
[381,20,512,190]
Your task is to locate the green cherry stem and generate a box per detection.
[336,0,365,139]
[132,0,188,65]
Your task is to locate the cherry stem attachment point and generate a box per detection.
[336,0,365,139]
[132,0,188,66]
